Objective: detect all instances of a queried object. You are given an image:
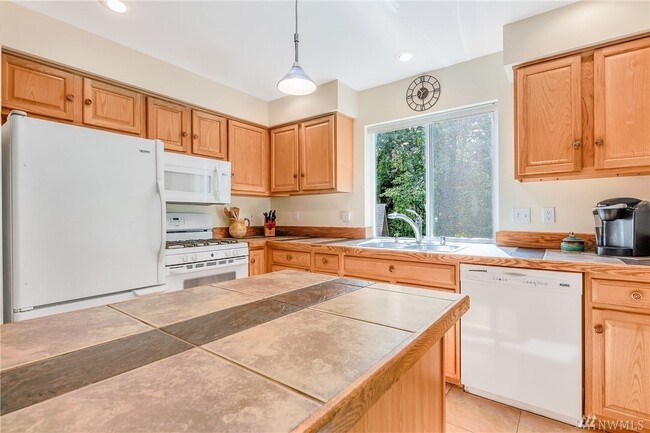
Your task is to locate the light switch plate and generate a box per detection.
[293,211,300,221]
[341,210,351,222]
[512,208,531,224]
[542,207,555,224]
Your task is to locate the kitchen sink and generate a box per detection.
[354,239,466,253]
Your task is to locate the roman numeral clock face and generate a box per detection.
[406,75,441,111]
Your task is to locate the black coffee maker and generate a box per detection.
[593,198,650,256]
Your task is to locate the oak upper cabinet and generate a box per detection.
[515,55,582,178]
[228,120,269,195]
[82,78,144,135]
[191,109,227,160]
[248,248,266,277]
[594,37,650,170]
[2,54,80,122]
[270,113,353,195]
[270,124,300,193]
[587,276,650,431]
[147,97,191,153]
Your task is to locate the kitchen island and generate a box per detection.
[0,270,468,433]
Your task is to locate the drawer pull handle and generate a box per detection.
[388,265,395,273]
[193,134,199,140]
[572,140,582,149]
[84,98,93,105]
[322,258,328,264]
[286,254,292,261]
[251,258,256,264]
[182,131,188,137]
[66,93,75,102]
[595,139,604,146]
[631,291,643,301]
[293,174,298,179]
[594,324,604,334]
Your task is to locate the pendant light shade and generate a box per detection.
[277,0,316,96]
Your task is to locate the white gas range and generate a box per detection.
[165,213,249,291]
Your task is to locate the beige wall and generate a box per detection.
[0,2,269,126]
[503,1,650,70]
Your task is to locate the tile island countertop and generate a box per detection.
[0,270,468,433]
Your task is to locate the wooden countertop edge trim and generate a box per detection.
[291,295,470,433]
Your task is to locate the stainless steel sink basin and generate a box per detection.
[355,240,410,249]
[354,239,466,253]
[403,243,466,253]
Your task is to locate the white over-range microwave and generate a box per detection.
[164,152,231,204]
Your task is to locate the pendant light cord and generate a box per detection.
[293,0,299,63]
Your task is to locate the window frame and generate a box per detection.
[370,102,499,242]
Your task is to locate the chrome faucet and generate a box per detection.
[439,236,446,245]
[388,210,423,244]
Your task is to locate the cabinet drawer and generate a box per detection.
[343,256,456,289]
[314,253,339,273]
[271,250,311,269]
[592,279,650,311]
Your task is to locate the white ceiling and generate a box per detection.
[16,0,574,101]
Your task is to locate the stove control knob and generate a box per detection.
[182,255,189,263]
[192,254,198,261]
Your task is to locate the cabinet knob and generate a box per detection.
[293,174,298,179]
[388,265,395,273]
[231,173,235,177]
[251,258,256,264]
[321,258,328,264]
[631,291,643,301]
[594,324,604,334]
[66,94,75,102]
[301,173,305,178]
[193,134,199,140]
[182,131,188,137]
[84,98,92,106]
[595,139,604,146]
[572,141,582,149]
[286,254,292,261]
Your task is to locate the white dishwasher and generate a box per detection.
[460,264,583,426]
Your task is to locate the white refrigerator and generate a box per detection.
[2,112,166,322]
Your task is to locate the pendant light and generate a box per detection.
[277,0,317,96]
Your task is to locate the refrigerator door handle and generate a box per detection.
[155,142,166,284]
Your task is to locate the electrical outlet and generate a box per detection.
[512,207,531,224]
[542,207,555,224]
[293,211,300,221]
[341,210,351,223]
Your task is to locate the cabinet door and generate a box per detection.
[2,54,79,121]
[594,37,650,169]
[147,97,190,153]
[300,115,336,190]
[228,120,269,195]
[270,124,300,193]
[590,309,650,426]
[515,55,582,177]
[191,110,227,159]
[249,249,266,277]
[82,78,144,134]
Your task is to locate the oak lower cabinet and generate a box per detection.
[147,97,191,153]
[192,110,227,160]
[515,55,583,177]
[594,37,650,170]
[228,120,269,195]
[248,248,266,277]
[2,54,80,122]
[82,78,144,135]
[586,275,650,432]
[270,113,353,195]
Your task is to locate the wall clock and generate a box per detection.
[406,75,441,111]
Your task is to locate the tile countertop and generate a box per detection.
[0,270,468,433]
[263,238,650,271]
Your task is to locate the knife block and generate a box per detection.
[264,225,276,237]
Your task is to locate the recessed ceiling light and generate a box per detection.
[397,51,414,62]
[103,0,128,13]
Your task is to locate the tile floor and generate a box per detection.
[446,385,583,433]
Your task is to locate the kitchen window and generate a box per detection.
[372,103,497,241]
